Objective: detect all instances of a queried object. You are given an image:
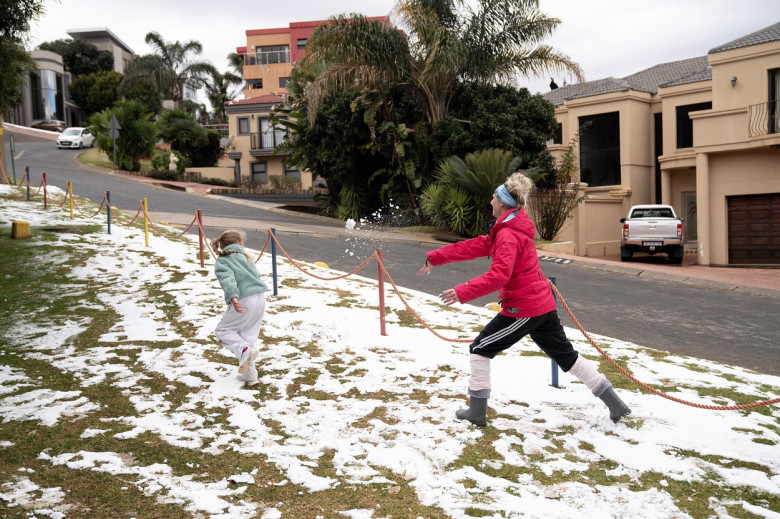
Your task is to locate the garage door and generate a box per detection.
[728,193,780,265]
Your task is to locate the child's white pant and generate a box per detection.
[214,292,266,360]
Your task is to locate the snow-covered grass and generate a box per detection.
[0,184,778,519]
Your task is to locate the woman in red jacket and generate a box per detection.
[417,172,631,426]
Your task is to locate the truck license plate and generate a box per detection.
[642,241,663,247]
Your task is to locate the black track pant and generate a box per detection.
[468,310,579,371]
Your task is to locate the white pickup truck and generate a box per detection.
[619,204,684,264]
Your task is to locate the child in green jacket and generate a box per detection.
[212,230,268,385]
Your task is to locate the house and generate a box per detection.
[6,28,136,129]
[6,50,72,128]
[66,27,135,74]
[221,16,388,190]
[543,21,780,266]
[223,95,313,189]
[236,17,389,98]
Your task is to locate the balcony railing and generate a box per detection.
[250,130,288,151]
[748,100,779,137]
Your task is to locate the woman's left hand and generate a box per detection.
[416,259,432,276]
[439,288,459,305]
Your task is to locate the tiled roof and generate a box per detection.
[709,21,780,53]
[543,56,710,106]
[622,56,709,93]
[225,95,285,107]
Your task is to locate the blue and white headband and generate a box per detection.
[495,185,517,208]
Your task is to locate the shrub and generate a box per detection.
[269,175,300,192]
[421,149,522,237]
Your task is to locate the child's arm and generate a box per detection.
[215,260,240,304]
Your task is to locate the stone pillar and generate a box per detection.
[661,168,672,205]
[573,183,588,256]
[695,153,710,265]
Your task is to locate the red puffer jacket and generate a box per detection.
[426,208,556,318]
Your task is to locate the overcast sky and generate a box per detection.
[27,0,780,99]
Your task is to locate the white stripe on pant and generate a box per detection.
[214,292,266,360]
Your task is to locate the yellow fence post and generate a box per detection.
[11,221,30,239]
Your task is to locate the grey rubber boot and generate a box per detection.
[598,387,631,423]
[456,397,488,426]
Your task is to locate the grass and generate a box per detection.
[78,147,153,173]
[1,188,778,518]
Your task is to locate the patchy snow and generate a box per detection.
[1,184,778,518]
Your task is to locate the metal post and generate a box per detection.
[106,191,111,234]
[25,166,30,200]
[550,276,560,388]
[42,172,47,209]
[377,249,387,336]
[270,228,278,296]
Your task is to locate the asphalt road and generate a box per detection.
[7,132,780,376]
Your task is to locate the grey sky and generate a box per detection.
[27,0,780,100]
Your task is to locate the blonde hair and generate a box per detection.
[211,230,253,260]
[503,172,534,208]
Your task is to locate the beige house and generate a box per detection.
[543,22,780,266]
[222,95,314,189]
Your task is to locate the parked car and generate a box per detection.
[31,119,66,132]
[619,204,685,264]
[56,127,95,149]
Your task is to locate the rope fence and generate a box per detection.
[8,173,778,412]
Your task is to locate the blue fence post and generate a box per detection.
[25,166,30,200]
[271,228,278,295]
[106,191,111,234]
[550,276,560,388]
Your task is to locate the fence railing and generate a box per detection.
[748,100,780,138]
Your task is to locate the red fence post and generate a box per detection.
[377,249,387,336]
[196,210,205,268]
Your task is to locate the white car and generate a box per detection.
[56,127,95,149]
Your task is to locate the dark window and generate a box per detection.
[675,102,711,149]
[297,39,307,50]
[579,112,621,187]
[238,117,250,135]
[30,72,43,120]
[251,161,267,184]
[769,68,779,134]
[654,112,663,203]
[551,123,562,145]
[283,161,300,182]
[256,45,290,65]
[247,79,263,90]
[279,77,290,88]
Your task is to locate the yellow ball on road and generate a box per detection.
[314,261,330,269]
[485,302,501,312]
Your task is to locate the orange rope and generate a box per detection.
[254,233,271,262]
[71,193,107,218]
[376,255,472,343]
[548,281,779,410]
[140,204,198,239]
[107,201,143,226]
[43,183,69,208]
[267,230,378,280]
[197,219,217,260]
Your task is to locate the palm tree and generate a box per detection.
[421,148,523,236]
[141,31,217,105]
[203,67,243,124]
[304,0,583,126]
